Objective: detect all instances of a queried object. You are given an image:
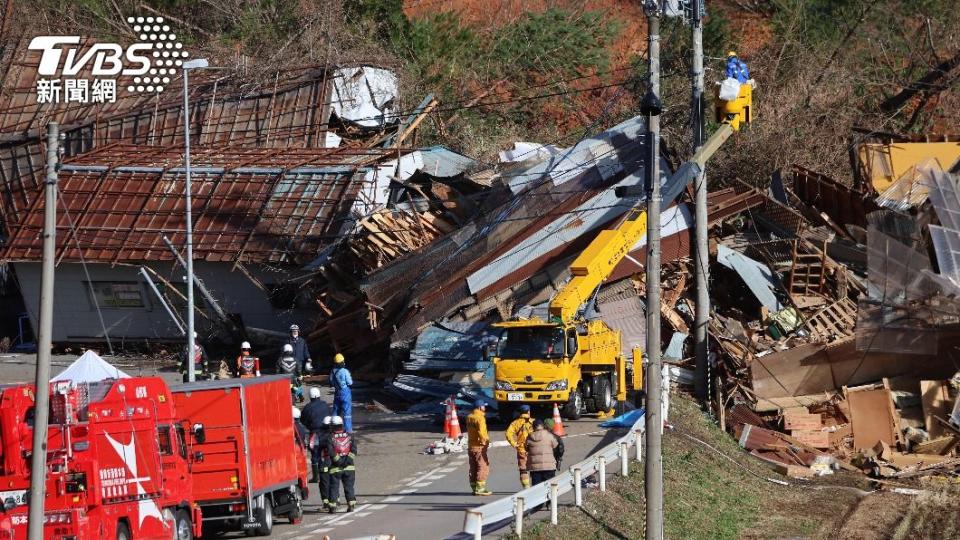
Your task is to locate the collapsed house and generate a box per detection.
[0,41,473,347]
[705,133,960,479]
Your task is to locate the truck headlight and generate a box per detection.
[545,379,568,391]
[494,380,514,391]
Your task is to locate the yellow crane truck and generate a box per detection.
[492,80,753,420]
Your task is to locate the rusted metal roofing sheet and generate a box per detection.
[0,144,407,264]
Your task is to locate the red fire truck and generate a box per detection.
[0,376,203,540]
[172,376,309,536]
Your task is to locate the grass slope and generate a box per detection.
[519,395,874,540]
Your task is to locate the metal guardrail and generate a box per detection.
[458,412,646,539]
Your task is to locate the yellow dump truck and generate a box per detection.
[492,80,753,421]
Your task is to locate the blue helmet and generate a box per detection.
[518,404,531,413]
[475,399,487,409]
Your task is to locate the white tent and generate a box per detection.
[50,350,130,383]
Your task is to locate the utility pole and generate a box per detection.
[183,63,198,383]
[692,0,709,401]
[28,121,58,539]
[641,2,664,540]
[181,58,213,383]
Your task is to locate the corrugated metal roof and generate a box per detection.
[0,144,409,264]
[716,244,785,312]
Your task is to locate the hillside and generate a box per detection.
[5,1,957,187]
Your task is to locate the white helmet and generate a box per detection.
[309,387,321,399]
[193,331,198,339]
[241,341,251,350]
[292,407,301,419]
[283,344,294,353]
[331,416,344,426]
[322,415,332,425]
[290,324,300,332]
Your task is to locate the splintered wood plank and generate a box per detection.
[921,380,952,438]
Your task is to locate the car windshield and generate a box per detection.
[497,326,565,359]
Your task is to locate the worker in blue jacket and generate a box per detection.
[725,51,750,84]
[330,353,354,432]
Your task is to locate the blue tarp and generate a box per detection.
[599,407,646,429]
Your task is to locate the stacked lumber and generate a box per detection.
[347,210,455,272]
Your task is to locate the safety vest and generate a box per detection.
[237,355,258,376]
[279,355,297,375]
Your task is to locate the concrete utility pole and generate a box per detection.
[183,64,197,383]
[28,121,58,539]
[642,2,664,540]
[692,0,709,401]
[181,58,212,382]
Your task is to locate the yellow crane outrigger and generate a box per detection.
[491,80,753,420]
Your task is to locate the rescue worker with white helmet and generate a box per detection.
[330,353,354,432]
[285,324,314,374]
[278,343,304,403]
[316,415,334,508]
[291,406,307,445]
[301,387,330,482]
[324,415,357,512]
[235,341,261,378]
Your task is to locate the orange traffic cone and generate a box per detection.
[443,398,453,438]
[551,402,566,436]
[448,398,463,439]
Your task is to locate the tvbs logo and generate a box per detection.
[28,16,189,104]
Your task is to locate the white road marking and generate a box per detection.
[323,504,370,526]
[382,496,403,503]
[564,430,605,439]
[353,511,372,517]
[310,527,329,533]
[399,462,452,489]
[412,482,432,487]
[369,503,388,510]
[399,488,417,494]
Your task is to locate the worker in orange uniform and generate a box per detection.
[506,404,534,488]
[236,341,261,378]
[466,399,493,496]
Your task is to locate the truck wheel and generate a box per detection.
[175,509,194,540]
[256,497,274,536]
[596,376,613,412]
[116,522,131,540]
[562,389,583,420]
[288,490,304,524]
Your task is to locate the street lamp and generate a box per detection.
[182,58,210,383]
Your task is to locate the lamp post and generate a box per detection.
[182,58,208,383]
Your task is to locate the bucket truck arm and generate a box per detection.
[549,81,753,322]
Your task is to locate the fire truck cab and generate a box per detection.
[0,376,203,540]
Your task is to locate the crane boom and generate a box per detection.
[492,78,752,420]
[548,122,736,322]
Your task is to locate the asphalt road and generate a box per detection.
[0,353,623,539]
[269,390,622,540]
